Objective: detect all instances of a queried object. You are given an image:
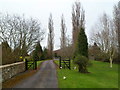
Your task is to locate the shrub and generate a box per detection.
[95,52,109,62]
[74,54,89,73]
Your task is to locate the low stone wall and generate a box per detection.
[0,62,25,82]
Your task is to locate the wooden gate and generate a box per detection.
[25,59,37,70]
[59,56,71,70]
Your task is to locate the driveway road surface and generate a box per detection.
[14,60,58,88]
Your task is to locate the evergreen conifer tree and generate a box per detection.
[76,28,88,57]
[33,42,43,61]
[74,28,89,73]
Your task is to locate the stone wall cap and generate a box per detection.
[0,61,25,69]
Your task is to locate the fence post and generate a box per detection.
[59,56,61,68]
[25,59,28,70]
[69,58,71,70]
[33,60,35,70]
[33,60,37,70]
[34,60,37,70]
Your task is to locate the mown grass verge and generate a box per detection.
[54,60,118,88]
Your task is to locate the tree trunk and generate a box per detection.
[110,57,113,68]
[78,66,88,73]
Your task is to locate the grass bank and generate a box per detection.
[54,60,118,88]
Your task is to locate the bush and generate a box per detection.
[74,54,89,73]
[95,52,109,62]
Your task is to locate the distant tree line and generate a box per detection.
[32,42,49,61]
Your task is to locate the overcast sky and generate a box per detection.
[0,0,119,50]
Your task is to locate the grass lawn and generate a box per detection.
[37,60,43,67]
[54,60,118,88]
[37,60,45,68]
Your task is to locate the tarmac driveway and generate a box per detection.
[14,60,58,88]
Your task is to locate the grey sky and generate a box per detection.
[0,0,119,50]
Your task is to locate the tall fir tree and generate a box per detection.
[33,42,43,61]
[42,48,48,60]
[74,27,89,73]
[76,28,88,57]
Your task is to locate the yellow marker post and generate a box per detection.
[20,56,23,59]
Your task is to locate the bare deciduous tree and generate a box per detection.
[72,1,85,49]
[65,35,74,58]
[91,13,117,68]
[0,13,45,62]
[47,14,54,59]
[60,15,67,58]
[113,1,120,62]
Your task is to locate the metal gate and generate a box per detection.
[59,56,71,70]
[25,59,37,70]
